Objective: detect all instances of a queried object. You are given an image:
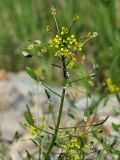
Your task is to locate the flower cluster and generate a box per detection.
[59,132,67,140]
[106,78,119,93]
[49,29,82,57]
[26,116,47,139]
[63,138,80,152]
[27,44,34,50]
[67,150,81,160]
[48,26,82,68]
[51,6,56,16]
[62,138,81,159]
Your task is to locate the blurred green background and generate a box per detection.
[0,0,120,82]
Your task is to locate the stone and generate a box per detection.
[0,81,23,112]
[0,70,14,80]
[8,134,36,160]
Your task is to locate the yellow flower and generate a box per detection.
[21,138,27,143]
[48,27,82,62]
[87,32,98,39]
[51,6,56,16]
[47,25,50,32]
[42,115,46,121]
[67,150,81,160]
[26,120,46,139]
[67,57,77,69]
[62,138,81,160]
[60,132,67,140]
[26,124,36,138]
[40,123,46,129]
[41,47,47,53]
[27,44,34,50]
[73,15,80,22]
[82,55,86,61]
[63,138,80,152]
[106,78,119,93]
[71,34,75,38]
[61,26,69,35]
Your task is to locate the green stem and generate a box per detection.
[54,15,60,35]
[38,139,41,160]
[45,57,67,159]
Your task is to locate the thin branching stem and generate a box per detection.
[68,21,76,33]
[68,75,94,85]
[39,82,61,97]
[54,15,60,35]
[52,64,62,69]
[45,56,68,159]
[32,125,54,136]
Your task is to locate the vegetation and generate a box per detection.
[0,1,120,159]
[0,0,120,83]
[21,6,120,160]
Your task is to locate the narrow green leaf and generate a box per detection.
[45,89,51,100]
[19,122,26,129]
[103,96,109,106]
[101,138,110,151]
[68,112,75,119]
[48,126,54,130]
[112,122,120,132]
[93,116,109,126]
[30,139,38,147]
[26,67,37,80]
[48,101,53,113]
[24,105,34,125]
[110,137,118,147]
[25,149,34,160]
[13,131,22,141]
[112,149,120,155]
[92,125,100,132]
[96,151,102,160]
[116,92,120,103]
[44,155,51,160]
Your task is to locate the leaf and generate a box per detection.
[44,155,51,160]
[45,89,51,100]
[103,96,109,106]
[48,101,53,113]
[96,151,102,160]
[13,131,22,141]
[93,116,109,126]
[22,51,32,58]
[112,122,120,132]
[25,149,34,160]
[48,126,54,130]
[112,149,120,155]
[19,122,26,129]
[101,138,110,152]
[116,92,120,103]
[91,125,102,140]
[24,105,34,126]
[26,67,37,80]
[30,139,38,147]
[68,112,75,119]
[44,89,53,113]
[110,137,118,147]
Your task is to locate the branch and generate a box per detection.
[68,74,95,85]
[32,125,54,136]
[52,64,62,69]
[39,82,61,97]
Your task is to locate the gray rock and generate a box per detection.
[0,81,24,112]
